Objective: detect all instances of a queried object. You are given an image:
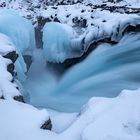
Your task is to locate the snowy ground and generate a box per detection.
[1,89,140,140]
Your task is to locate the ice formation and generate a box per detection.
[0,33,15,55]
[43,22,84,63]
[0,9,35,81]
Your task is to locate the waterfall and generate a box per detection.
[24,33,140,112]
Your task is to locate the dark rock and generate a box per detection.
[23,55,32,71]
[11,78,14,83]
[82,19,87,28]
[72,17,79,24]
[102,20,106,22]
[0,2,6,7]
[122,24,140,35]
[81,9,85,13]
[52,6,57,9]
[53,17,60,23]
[13,95,25,103]
[66,14,71,18]
[37,16,45,28]
[7,63,15,76]
[72,17,87,28]
[34,5,41,9]
[50,15,54,19]
[40,118,52,130]
[35,27,43,48]
[3,51,18,63]
[16,86,19,90]
[0,95,4,100]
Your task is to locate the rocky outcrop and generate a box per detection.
[40,118,52,130]
[3,51,18,63]
[87,4,140,14]
[0,95,4,100]
[7,63,15,76]
[13,95,25,103]
[1,50,25,103]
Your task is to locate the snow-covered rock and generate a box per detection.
[0,33,21,99]
[84,9,140,48]
[0,55,20,99]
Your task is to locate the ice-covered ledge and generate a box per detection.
[42,12,140,63]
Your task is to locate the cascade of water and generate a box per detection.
[24,33,140,112]
[45,33,140,111]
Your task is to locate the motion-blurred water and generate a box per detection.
[24,33,140,112]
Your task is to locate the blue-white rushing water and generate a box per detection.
[24,33,140,112]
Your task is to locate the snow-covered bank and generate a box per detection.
[0,18,52,140]
[58,88,140,140]
[0,99,52,140]
[0,33,21,99]
[1,88,139,140]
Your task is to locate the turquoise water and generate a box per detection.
[24,33,140,112]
